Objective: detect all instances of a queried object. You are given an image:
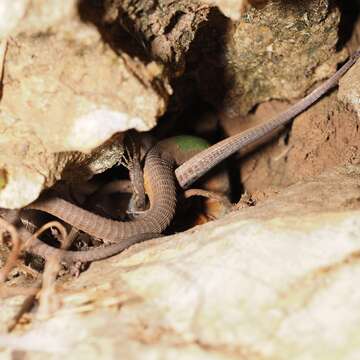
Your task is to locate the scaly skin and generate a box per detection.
[27,232,158,263]
[24,142,177,262]
[24,137,207,263]
[21,49,360,263]
[28,143,177,244]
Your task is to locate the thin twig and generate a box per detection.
[22,221,67,251]
[22,221,68,319]
[0,38,8,99]
[0,217,21,282]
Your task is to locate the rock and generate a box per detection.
[198,0,344,117]
[338,60,360,117]
[0,0,28,37]
[0,2,170,208]
[2,166,360,359]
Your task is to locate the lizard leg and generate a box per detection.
[121,134,147,215]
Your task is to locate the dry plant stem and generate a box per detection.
[22,221,68,318]
[5,281,42,332]
[37,257,62,318]
[23,221,68,250]
[0,217,20,282]
[0,216,40,330]
[0,38,8,86]
[0,212,39,326]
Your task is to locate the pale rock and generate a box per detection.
[1,167,359,359]
[0,2,170,208]
[338,61,360,116]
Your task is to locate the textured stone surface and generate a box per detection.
[198,0,344,118]
[338,61,360,116]
[0,0,28,37]
[0,1,170,208]
[0,3,359,358]
[2,166,360,359]
[200,0,247,20]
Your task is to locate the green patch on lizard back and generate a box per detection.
[174,135,209,152]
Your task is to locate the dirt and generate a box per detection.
[220,90,360,202]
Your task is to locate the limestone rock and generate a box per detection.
[198,0,344,118]
[0,2,170,208]
[2,166,360,359]
[338,60,360,117]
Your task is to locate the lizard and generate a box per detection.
[19,137,207,264]
[26,140,178,244]
[12,48,360,264]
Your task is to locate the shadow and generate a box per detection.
[77,0,151,62]
[76,0,231,127]
[75,0,360,131]
[184,7,231,120]
[337,0,360,50]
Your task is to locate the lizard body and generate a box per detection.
[16,49,360,264]
[24,137,207,263]
[27,232,157,263]
[27,142,177,244]
[0,209,157,263]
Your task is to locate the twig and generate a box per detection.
[5,280,42,332]
[0,38,8,99]
[0,217,21,282]
[23,221,68,319]
[22,221,67,251]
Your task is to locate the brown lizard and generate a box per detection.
[19,48,360,264]
[27,141,177,244]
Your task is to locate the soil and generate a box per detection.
[220,89,360,203]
